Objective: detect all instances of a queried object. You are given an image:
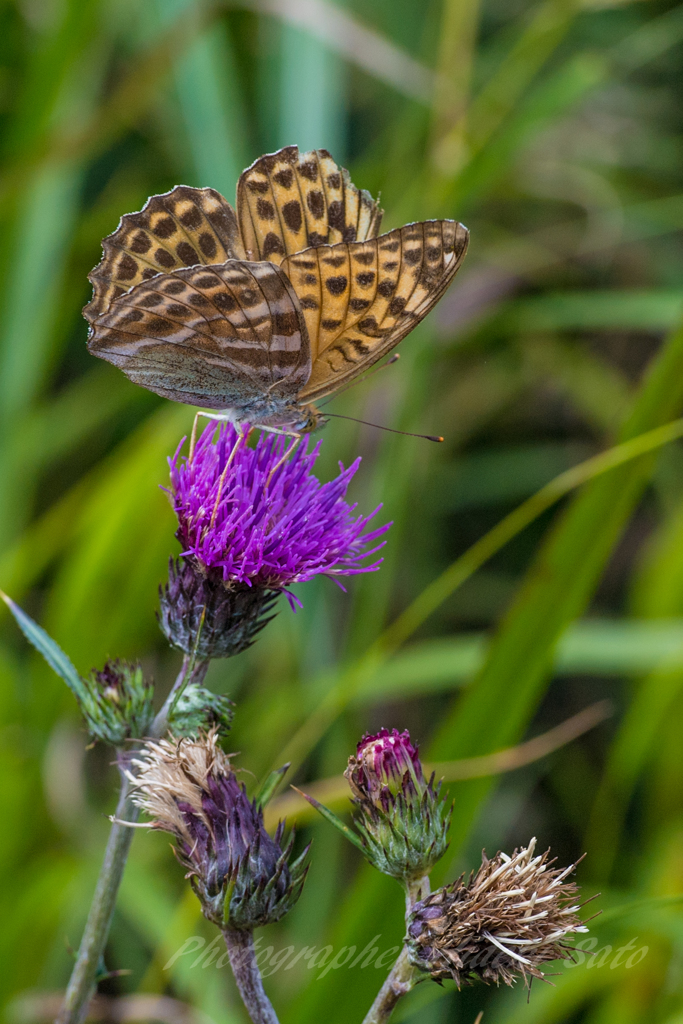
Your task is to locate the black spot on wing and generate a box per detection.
[283,201,303,233]
[326,275,348,296]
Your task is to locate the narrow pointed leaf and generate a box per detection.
[0,590,87,701]
[256,763,291,808]
[291,786,366,854]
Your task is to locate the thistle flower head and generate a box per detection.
[344,727,451,881]
[81,659,154,745]
[347,728,425,809]
[168,423,389,609]
[407,839,588,988]
[130,729,307,929]
[158,557,278,659]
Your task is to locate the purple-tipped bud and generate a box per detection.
[130,730,308,929]
[158,557,278,659]
[344,728,451,881]
[407,840,588,988]
[347,728,425,810]
[167,423,390,608]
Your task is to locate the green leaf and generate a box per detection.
[256,763,291,808]
[291,786,367,855]
[0,590,86,702]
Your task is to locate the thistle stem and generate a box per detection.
[362,947,421,1024]
[152,654,208,735]
[56,655,207,1024]
[221,928,280,1024]
[362,875,431,1024]
[55,772,137,1024]
[405,874,430,913]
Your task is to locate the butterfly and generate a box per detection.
[84,146,469,434]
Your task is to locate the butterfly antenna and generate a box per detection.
[319,354,401,407]
[325,412,443,442]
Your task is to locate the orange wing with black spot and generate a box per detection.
[236,146,383,265]
[83,186,246,325]
[281,220,469,402]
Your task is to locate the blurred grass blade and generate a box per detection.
[505,290,683,333]
[278,20,345,156]
[431,0,482,169]
[155,0,249,193]
[463,0,580,157]
[429,317,683,861]
[354,619,683,705]
[240,0,434,102]
[0,591,86,702]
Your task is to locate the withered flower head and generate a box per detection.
[344,728,451,881]
[130,729,308,929]
[407,839,588,988]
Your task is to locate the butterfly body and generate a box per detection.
[84,147,469,431]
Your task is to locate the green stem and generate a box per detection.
[55,770,137,1024]
[56,655,207,1024]
[362,875,430,1024]
[221,928,280,1024]
[405,874,430,912]
[362,947,421,1024]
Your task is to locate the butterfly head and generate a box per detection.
[293,404,327,434]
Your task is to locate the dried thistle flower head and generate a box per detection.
[345,728,451,880]
[407,839,588,988]
[130,729,308,929]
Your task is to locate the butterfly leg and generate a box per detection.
[252,424,302,439]
[208,426,249,528]
[189,409,238,459]
[266,436,302,487]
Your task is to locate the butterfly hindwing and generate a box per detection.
[281,220,469,402]
[236,146,383,265]
[84,186,246,325]
[87,260,310,410]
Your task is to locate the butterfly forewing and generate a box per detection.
[87,261,310,410]
[236,146,383,266]
[84,186,246,324]
[284,219,469,402]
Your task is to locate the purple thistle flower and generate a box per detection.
[167,423,390,608]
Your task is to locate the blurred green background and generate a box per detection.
[3,0,683,1021]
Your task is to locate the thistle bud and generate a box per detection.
[407,839,588,988]
[158,558,278,660]
[130,729,308,930]
[81,659,154,745]
[167,682,233,738]
[344,728,451,881]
